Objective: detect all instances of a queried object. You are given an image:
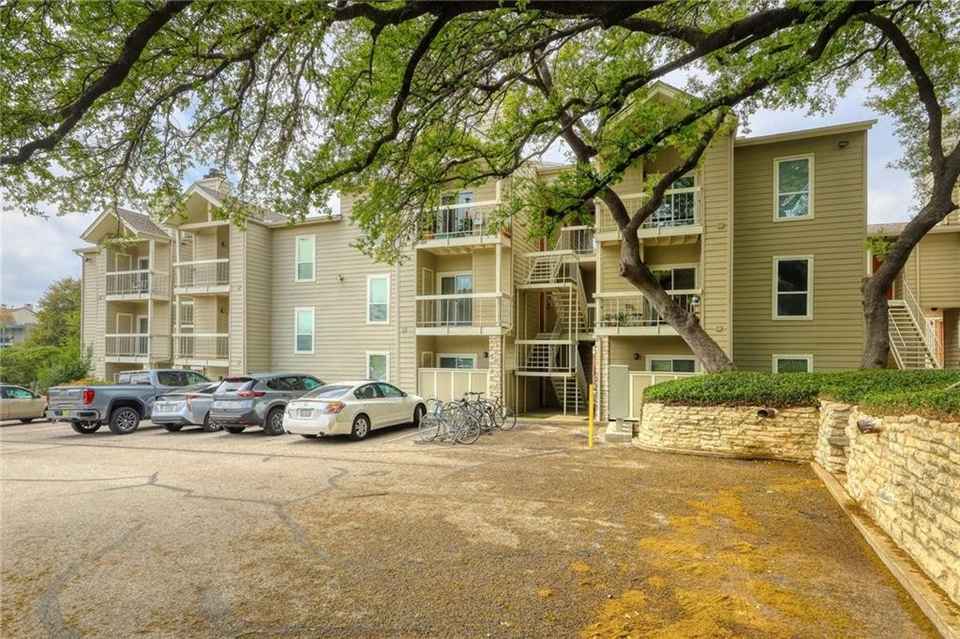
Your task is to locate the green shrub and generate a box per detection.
[644,369,960,416]
[35,344,91,392]
[0,345,61,388]
[859,386,960,421]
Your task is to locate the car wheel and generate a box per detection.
[163,424,183,432]
[108,407,140,434]
[71,422,101,434]
[19,418,34,424]
[224,426,245,434]
[201,413,221,433]
[264,407,286,436]
[413,404,426,427]
[300,434,318,439]
[350,414,371,441]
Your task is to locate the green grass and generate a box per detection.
[643,369,960,418]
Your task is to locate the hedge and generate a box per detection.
[643,369,960,417]
[859,386,960,421]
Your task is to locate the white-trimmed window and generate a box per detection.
[651,265,697,291]
[366,351,389,381]
[773,256,813,320]
[647,356,697,373]
[294,307,314,354]
[295,235,316,282]
[438,353,477,369]
[773,354,813,374]
[774,155,814,220]
[367,274,390,324]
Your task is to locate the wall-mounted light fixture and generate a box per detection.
[483,352,489,359]
[337,274,345,283]
[633,353,640,360]
[837,139,850,149]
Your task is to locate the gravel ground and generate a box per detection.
[0,418,937,638]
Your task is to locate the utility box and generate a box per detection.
[608,365,630,420]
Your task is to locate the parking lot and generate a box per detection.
[1,418,937,638]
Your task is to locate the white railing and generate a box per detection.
[105,270,169,297]
[628,371,701,420]
[596,291,701,329]
[556,226,595,255]
[175,258,229,288]
[105,334,170,360]
[174,333,229,360]
[897,280,943,367]
[417,368,489,402]
[516,340,577,374]
[419,202,501,240]
[415,292,512,330]
[596,191,699,233]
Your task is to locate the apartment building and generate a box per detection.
[78,95,893,420]
[869,209,960,369]
[0,304,38,348]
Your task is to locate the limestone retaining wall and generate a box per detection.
[815,400,852,472]
[637,403,820,461]
[844,409,960,607]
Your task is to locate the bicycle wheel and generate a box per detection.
[454,413,481,445]
[496,401,517,431]
[417,416,441,442]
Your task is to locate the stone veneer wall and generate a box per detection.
[815,400,852,472]
[487,336,502,401]
[637,403,820,461]
[844,409,960,607]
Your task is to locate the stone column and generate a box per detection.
[488,335,503,400]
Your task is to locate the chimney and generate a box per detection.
[198,168,230,195]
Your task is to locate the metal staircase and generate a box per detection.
[888,281,942,369]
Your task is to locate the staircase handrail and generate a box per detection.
[887,306,908,369]
[900,279,942,367]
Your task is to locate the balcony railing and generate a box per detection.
[556,226,595,255]
[105,334,170,360]
[419,202,501,241]
[516,340,577,374]
[175,259,229,289]
[596,292,701,329]
[174,333,229,361]
[415,292,512,331]
[105,270,169,297]
[597,192,699,233]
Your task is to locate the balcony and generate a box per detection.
[595,291,701,336]
[415,293,512,335]
[596,191,702,241]
[174,259,230,295]
[105,334,171,362]
[416,202,509,252]
[173,333,229,366]
[555,226,595,256]
[105,270,170,300]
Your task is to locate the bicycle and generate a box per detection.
[417,399,481,444]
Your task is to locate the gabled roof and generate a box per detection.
[735,120,877,147]
[79,207,169,244]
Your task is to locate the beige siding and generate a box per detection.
[228,225,246,374]
[944,310,960,369]
[701,133,733,354]
[245,223,272,372]
[733,131,867,371]
[914,232,960,308]
[610,336,694,371]
[82,251,105,378]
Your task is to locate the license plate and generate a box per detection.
[154,403,175,413]
[213,401,234,409]
[297,409,313,418]
[56,409,72,418]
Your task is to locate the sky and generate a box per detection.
[0,83,916,307]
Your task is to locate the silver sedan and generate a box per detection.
[151,382,221,432]
[284,381,426,440]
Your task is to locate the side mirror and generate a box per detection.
[401,391,408,397]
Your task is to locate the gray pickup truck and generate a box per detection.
[47,369,210,434]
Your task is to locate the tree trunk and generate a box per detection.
[619,234,735,372]
[861,276,891,368]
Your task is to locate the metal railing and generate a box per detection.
[419,202,501,240]
[556,226,595,255]
[105,334,170,360]
[595,291,701,328]
[415,292,512,330]
[515,340,577,374]
[174,333,229,360]
[596,191,699,233]
[175,259,229,288]
[105,270,169,297]
[894,280,942,368]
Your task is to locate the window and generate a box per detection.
[773,257,813,320]
[302,377,323,390]
[367,274,390,324]
[439,191,475,236]
[355,384,381,400]
[773,355,813,374]
[295,307,314,353]
[647,175,697,228]
[377,383,404,398]
[648,357,697,373]
[774,156,813,220]
[295,235,315,282]
[2,386,34,399]
[439,273,473,325]
[267,377,297,391]
[366,352,389,381]
[652,266,697,291]
[438,354,477,369]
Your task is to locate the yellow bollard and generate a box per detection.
[588,383,595,449]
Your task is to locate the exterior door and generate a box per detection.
[376,383,407,425]
[354,383,387,427]
[439,274,472,326]
[137,316,149,356]
[872,256,893,299]
[1,386,41,419]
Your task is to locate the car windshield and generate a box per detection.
[301,385,351,400]
[216,378,253,393]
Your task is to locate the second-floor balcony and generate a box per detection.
[416,202,508,251]
[173,333,229,364]
[415,292,512,335]
[595,291,701,336]
[105,270,170,299]
[105,334,171,362]
[174,258,230,294]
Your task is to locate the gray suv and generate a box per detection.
[211,373,324,435]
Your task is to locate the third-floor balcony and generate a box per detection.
[174,258,230,295]
[596,185,702,241]
[105,270,169,300]
[595,291,701,336]
[415,292,512,335]
[416,202,509,252]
